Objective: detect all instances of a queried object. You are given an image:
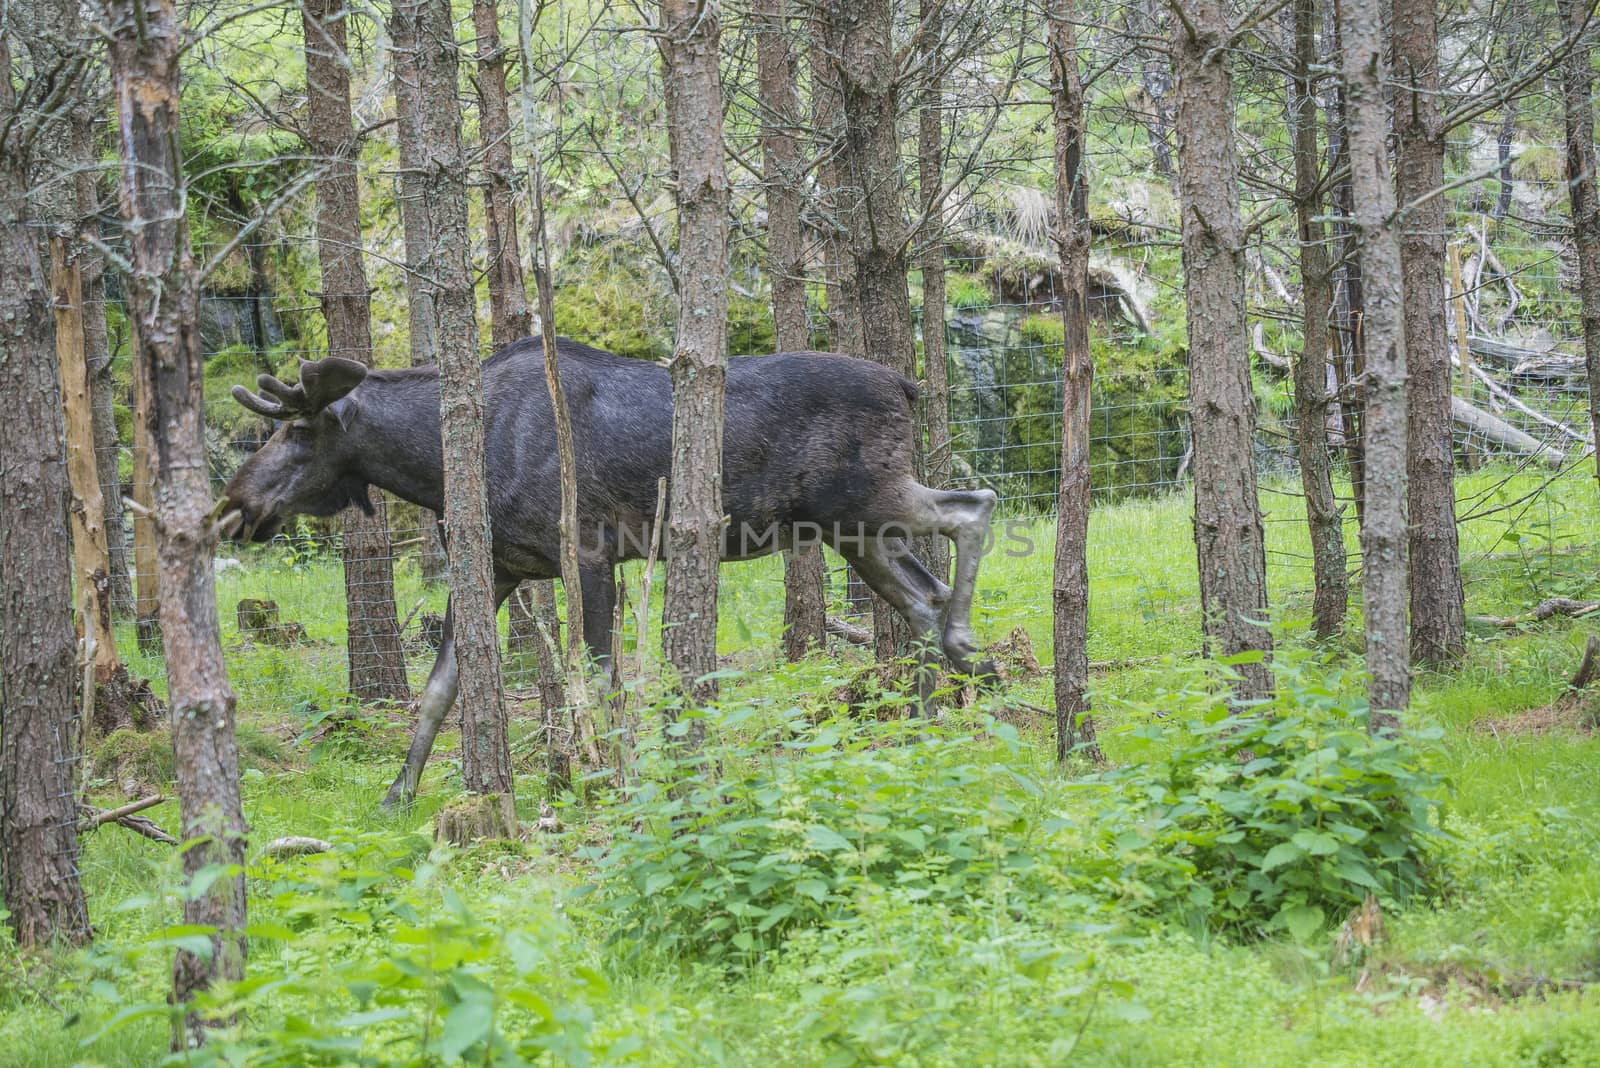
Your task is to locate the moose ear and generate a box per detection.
[298,357,368,413]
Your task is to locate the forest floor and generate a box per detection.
[3,465,1598,1066]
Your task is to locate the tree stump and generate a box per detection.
[435,793,518,845]
[236,598,309,646]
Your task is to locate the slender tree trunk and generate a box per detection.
[1494,101,1517,221]
[1140,0,1176,178]
[657,0,730,716]
[809,20,870,619]
[756,0,826,660]
[1048,0,1102,764]
[86,256,133,613]
[474,0,534,348]
[1287,0,1347,640]
[1172,0,1274,701]
[413,0,515,820]
[304,0,411,706]
[1393,0,1465,665]
[391,0,449,584]
[918,0,952,584]
[131,329,161,647]
[1560,0,1600,487]
[1326,11,1367,528]
[827,0,919,660]
[1340,0,1411,728]
[103,0,248,1032]
[471,0,558,677]
[517,0,601,773]
[0,35,91,950]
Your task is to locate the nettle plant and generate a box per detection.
[1066,655,1447,941]
[586,708,1046,965]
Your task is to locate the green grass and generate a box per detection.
[6,463,1599,1066]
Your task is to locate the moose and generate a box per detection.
[221,337,998,806]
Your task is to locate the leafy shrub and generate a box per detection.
[587,712,1043,963]
[1066,659,1445,941]
[84,833,607,1066]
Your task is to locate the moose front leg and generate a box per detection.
[382,601,457,811]
[381,578,520,810]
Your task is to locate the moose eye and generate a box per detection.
[285,422,313,442]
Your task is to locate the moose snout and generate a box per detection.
[217,494,281,543]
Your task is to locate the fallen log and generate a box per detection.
[825,615,873,646]
[1451,396,1565,468]
[262,836,333,858]
[1472,597,1600,628]
[78,797,178,845]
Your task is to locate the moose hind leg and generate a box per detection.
[913,487,997,675]
[382,601,459,811]
[836,540,944,713]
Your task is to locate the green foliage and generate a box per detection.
[1072,657,1444,941]
[83,834,609,1066]
[944,273,991,311]
[588,711,1043,964]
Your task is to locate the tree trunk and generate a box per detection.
[827,0,919,660]
[474,0,555,678]
[657,0,730,716]
[756,0,826,661]
[53,239,140,736]
[304,0,411,706]
[391,0,449,584]
[104,0,248,1032]
[131,331,161,649]
[918,0,952,584]
[1140,0,1176,177]
[474,0,534,349]
[413,0,515,809]
[808,19,870,620]
[1048,0,1102,764]
[1172,0,1274,701]
[1340,0,1411,728]
[1560,0,1600,487]
[516,0,601,774]
[1393,0,1465,665]
[1287,0,1348,640]
[0,36,91,950]
[18,7,131,616]
[1325,10,1366,529]
[86,259,133,613]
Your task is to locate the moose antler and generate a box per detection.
[231,373,308,418]
[230,358,368,419]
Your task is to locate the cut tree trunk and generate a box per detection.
[756,0,826,660]
[1048,0,1103,764]
[1393,0,1465,665]
[1341,0,1411,729]
[1172,0,1274,701]
[303,0,411,706]
[658,0,731,719]
[414,0,515,802]
[104,0,249,1035]
[0,39,92,949]
[1560,0,1600,487]
[1287,0,1347,641]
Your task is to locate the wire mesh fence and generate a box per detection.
[90,113,1599,714]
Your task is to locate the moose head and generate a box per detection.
[219,357,372,542]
